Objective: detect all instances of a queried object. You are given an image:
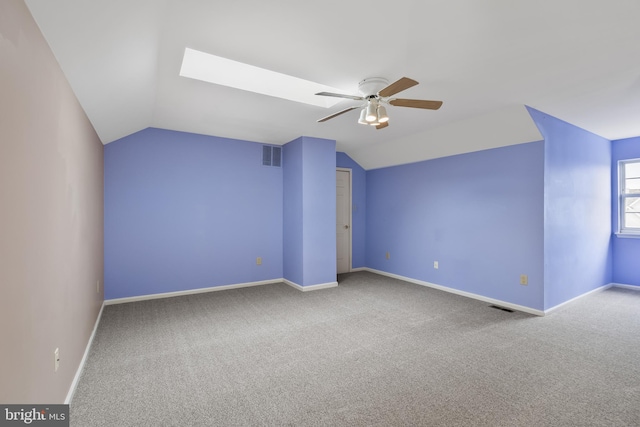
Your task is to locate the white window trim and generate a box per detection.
[617,158,640,238]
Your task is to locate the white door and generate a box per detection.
[336,169,351,274]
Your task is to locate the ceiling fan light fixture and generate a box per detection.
[377,105,389,123]
[315,77,442,129]
[358,109,368,125]
[365,102,378,122]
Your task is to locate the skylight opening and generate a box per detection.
[179,48,346,108]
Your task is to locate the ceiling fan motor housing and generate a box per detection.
[358,77,389,98]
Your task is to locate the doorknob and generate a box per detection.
[344,225,349,229]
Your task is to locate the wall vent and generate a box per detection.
[489,305,514,313]
[271,146,281,167]
[262,145,281,167]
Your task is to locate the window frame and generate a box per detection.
[618,158,640,237]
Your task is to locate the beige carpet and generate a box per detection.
[70,272,640,426]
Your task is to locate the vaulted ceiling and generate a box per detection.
[25,0,640,169]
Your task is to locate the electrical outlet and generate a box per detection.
[385,252,390,260]
[256,257,262,265]
[54,348,59,372]
[434,261,439,269]
[520,274,528,286]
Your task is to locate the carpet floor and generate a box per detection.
[70,272,640,426]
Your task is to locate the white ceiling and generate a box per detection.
[25,0,640,169]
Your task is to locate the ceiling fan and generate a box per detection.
[315,77,442,129]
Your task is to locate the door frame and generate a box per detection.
[336,167,353,273]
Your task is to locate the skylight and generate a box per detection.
[179,48,346,108]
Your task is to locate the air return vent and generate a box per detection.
[272,146,281,167]
[262,145,281,167]
[489,305,514,313]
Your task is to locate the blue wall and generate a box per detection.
[104,116,624,309]
[612,137,640,287]
[282,137,304,285]
[283,137,337,287]
[366,141,545,310]
[336,152,366,269]
[302,137,337,285]
[528,108,613,309]
[104,128,283,299]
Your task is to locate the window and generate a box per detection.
[619,159,640,234]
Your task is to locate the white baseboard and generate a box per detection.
[349,267,367,272]
[283,279,339,292]
[104,279,282,305]
[543,284,612,315]
[65,301,105,405]
[612,283,640,291]
[363,268,545,316]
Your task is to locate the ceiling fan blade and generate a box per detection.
[378,77,418,98]
[389,99,443,110]
[315,92,364,101]
[317,106,359,122]
[376,122,389,130]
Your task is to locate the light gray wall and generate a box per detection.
[0,0,104,403]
